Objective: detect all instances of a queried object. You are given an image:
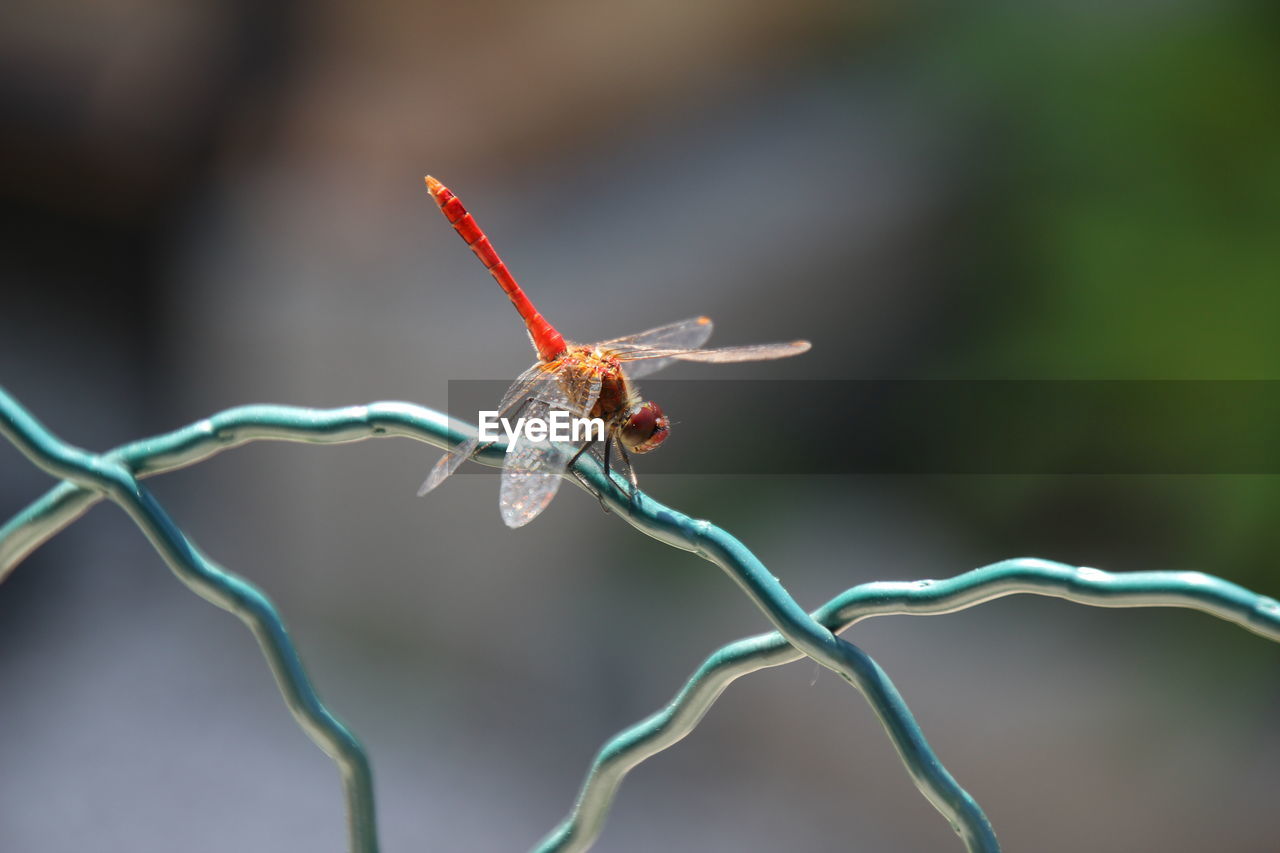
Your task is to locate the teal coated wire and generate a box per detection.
[0,402,468,579]
[0,393,996,850]
[535,558,1280,852]
[0,393,380,853]
[3,390,1278,850]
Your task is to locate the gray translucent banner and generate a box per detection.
[446,380,1280,474]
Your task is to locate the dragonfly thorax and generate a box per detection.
[560,345,670,454]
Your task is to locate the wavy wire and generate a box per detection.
[3,390,1277,852]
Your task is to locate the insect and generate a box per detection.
[418,176,810,527]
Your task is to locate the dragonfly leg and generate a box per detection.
[614,441,640,508]
[596,436,617,515]
[567,440,594,470]
[566,438,612,516]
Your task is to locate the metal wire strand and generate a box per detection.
[0,392,379,853]
[535,558,1280,852]
[0,394,996,851]
[4,391,1278,851]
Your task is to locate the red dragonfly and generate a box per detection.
[418,176,810,527]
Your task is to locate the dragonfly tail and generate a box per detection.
[425,176,567,363]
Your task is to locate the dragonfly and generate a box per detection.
[418,175,810,527]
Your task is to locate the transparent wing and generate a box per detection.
[418,363,558,497]
[596,316,715,379]
[499,368,602,527]
[498,396,566,527]
[616,340,811,366]
[597,316,715,350]
[417,434,482,496]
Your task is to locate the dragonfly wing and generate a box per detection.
[598,316,715,379]
[500,460,564,527]
[418,436,481,496]
[617,340,811,366]
[497,367,602,527]
[498,396,566,527]
[615,355,681,381]
[497,363,560,410]
[417,364,550,497]
[598,316,715,350]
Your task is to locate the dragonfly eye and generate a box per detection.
[619,401,669,454]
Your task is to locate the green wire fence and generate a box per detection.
[2,386,1278,852]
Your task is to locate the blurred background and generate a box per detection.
[2,1,1278,850]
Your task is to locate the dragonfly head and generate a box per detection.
[619,401,669,454]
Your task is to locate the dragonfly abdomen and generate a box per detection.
[425,176,567,362]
